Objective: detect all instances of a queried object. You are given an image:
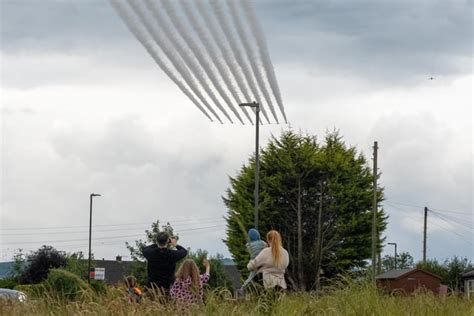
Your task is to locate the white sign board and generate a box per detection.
[94,267,105,280]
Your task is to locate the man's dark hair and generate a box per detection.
[156,232,169,246]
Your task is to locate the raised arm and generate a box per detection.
[201,259,211,283]
[172,245,188,261]
[169,237,188,261]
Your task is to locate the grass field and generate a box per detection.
[1,281,473,315]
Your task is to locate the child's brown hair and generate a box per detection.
[125,275,137,288]
[175,259,200,292]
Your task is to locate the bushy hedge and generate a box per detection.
[14,284,46,298]
[89,279,108,295]
[0,278,18,289]
[46,269,89,301]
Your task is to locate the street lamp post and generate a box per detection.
[88,193,101,284]
[239,102,260,230]
[388,242,398,270]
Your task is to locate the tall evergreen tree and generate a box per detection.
[224,130,387,290]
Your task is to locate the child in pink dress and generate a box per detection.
[170,259,210,304]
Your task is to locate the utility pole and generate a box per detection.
[88,193,101,284]
[423,206,428,264]
[371,141,378,283]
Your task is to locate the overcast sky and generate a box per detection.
[1,0,472,263]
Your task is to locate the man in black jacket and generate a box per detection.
[143,231,187,293]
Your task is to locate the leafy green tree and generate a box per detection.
[443,256,472,291]
[381,252,414,271]
[64,251,92,280]
[126,220,175,261]
[416,259,446,280]
[224,130,387,290]
[126,221,233,289]
[418,256,473,291]
[10,249,26,280]
[19,245,68,284]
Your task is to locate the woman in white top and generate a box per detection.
[247,230,289,289]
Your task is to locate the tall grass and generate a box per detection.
[1,280,472,315]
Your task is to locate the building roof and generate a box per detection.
[376,268,442,280]
[461,269,474,278]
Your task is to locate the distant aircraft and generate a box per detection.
[429,77,435,80]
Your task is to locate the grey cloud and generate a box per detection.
[1,0,126,53]
[257,0,472,82]
[2,0,471,88]
[368,112,472,260]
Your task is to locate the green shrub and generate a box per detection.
[14,284,46,298]
[187,249,235,291]
[0,278,18,289]
[46,269,89,301]
[89,279,108,295]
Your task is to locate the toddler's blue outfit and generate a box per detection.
[241,228,267,289]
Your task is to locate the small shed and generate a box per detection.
[461,269,474,298]
[376,268,442,294]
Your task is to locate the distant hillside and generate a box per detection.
[0,262,14,279]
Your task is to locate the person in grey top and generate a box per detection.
[240,228,267,290]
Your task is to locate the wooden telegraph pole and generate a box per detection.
[423,206,428,264]
[371,141,378,283]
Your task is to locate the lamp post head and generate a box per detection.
[91,193,101,197]
[388,242,396,246]
[239,102,259,108]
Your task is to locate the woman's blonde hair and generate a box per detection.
[176,259,200,292]
[266,230,284,268]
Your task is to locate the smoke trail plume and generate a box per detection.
[141,0,234,124]
[209,0,271,124]
[108,0,214,122]
[159,0,245,124]
[179,0,253,125]
[226,0,279,124]
[193,0,255,124]
[241,0,287,122]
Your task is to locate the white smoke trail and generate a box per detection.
[226,0,279,124]
[179,0,253,125]
[108,0,214,122]
[209,0,271,124]
[140,0,234,124]
[241,0,287,123]
[193,1,254,124]
[159,0,245,125]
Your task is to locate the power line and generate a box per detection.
[384,202,473,246]
[2,216,224,231]
[429,207,472,216]
[429,209,473,225]
[0,219,226,236]
[429,210,473,233]
[0,224,226,246]
[431,210,473,226]
[1,227,228,252]
[384,202,423,219]
[385,200,472,216]
[426,216,474,246]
